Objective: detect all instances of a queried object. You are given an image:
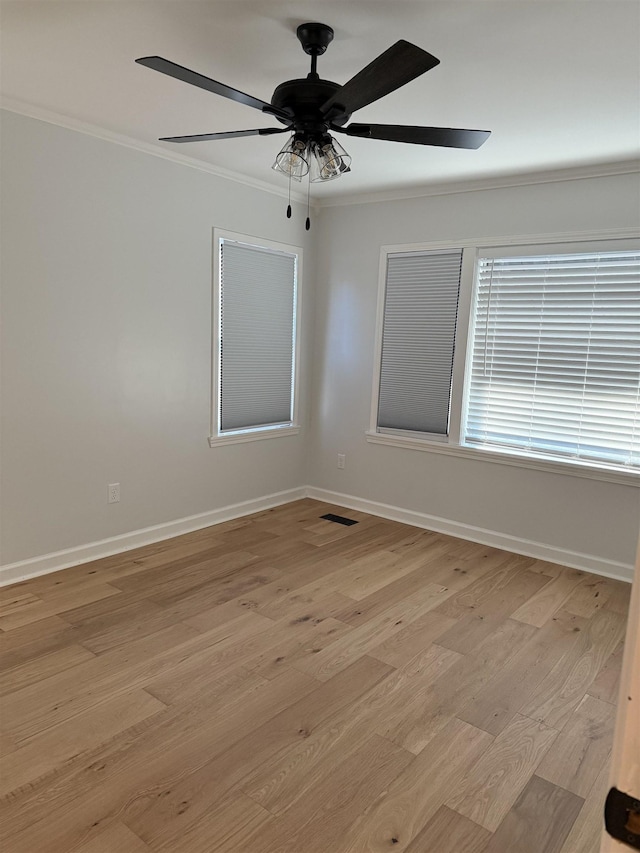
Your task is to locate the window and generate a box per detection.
[464,246,640,469]
[210,231,301,445]
[375,248,463,438]
[369,236,640,481]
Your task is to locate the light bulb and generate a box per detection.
[309,136,351,182]
[272,137,309,180]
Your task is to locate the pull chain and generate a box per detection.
[305,172,311,231]
[286,172,292,219]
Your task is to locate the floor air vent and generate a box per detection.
[320,513,359,526]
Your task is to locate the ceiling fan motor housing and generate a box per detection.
[271,78,350,138]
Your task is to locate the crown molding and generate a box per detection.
[0,97,312,206]
[315,159,640,208]
[2,98,638,212]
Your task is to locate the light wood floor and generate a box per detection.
[0,499,630,853]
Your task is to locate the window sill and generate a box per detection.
[209,426,300,447]
[365,430,640,487]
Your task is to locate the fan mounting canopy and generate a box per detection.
[296,22,334,56]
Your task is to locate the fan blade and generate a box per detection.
[159,127,291,143]
[135,56,291,120]
[339,123,491,149]
[320,40,439,117]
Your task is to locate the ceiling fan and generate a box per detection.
[136,23,490,224]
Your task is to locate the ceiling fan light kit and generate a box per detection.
[273,133,352,183]
[136,21,490,223]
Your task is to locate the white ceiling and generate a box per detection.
[2,1,639,200]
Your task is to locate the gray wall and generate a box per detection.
[2,109,638,574]
[308,176,640,570]
[1,111,312,564]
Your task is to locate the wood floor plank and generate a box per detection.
[521,607,627,729]
[525,558,566,577]
[339,718,492,852]
[445,713,559,832]
[145,552,279,611]
[186,574,352,633]
[535,693,616,797]
[242,734,415,853]
[481,775,584,853]
[0,622,202,742]
[384,620,538,754]
[245,616,353,679]
[0,688,166,796]
[261,589,357,626]
[72,821,152,852]
[564,575,613,618]
[291,583,452,682]
[603,579,632,614]
[368,610,457,668]
[0,590,42,618]
[129,612,281,705]
[15,544,216,597]
[0,583,122,631]
[588,641,625,704]
[147,611,344,702]
[147,564,285,623]
[434,558,544,624]
[426,543,528,591]
[110,548,262,598]
[457,609,588,735]
[149,790,273,853]
[0,642,96,696]
[511,568,586,627]
[404,805,492,853]
[182,549,352,624]
[0,615,83,670]
[252,563,370,622]
[435,568,551,654]
[336,540,452,601]
[333,560,455,628]
[61,597,190,655]
[558,761,611,853]
[0,728,18,755]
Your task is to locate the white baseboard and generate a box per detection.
[305,487,635,583]
[0,487,306,587]
[2,484,633,587]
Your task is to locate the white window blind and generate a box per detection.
[377,249,462,435]
[465,248,640,469]
[219,239,297,433]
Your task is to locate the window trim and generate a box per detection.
[209,228,303,445]
[368,229,640,487]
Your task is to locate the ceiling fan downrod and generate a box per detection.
[296,22,334,79]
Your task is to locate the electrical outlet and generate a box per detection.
[337,453,346,469]
[108,483,120,504]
